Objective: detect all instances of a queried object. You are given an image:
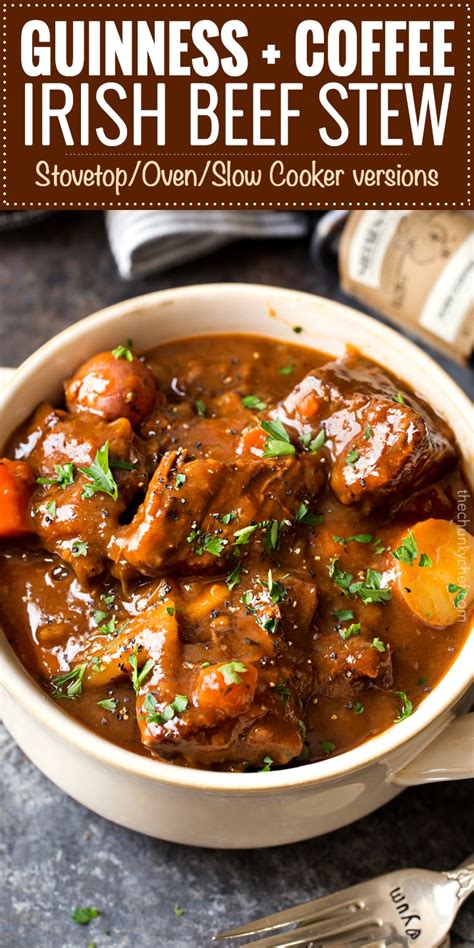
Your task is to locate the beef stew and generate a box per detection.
[1,334,472,772]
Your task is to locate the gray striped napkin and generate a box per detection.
[105,209,311,279]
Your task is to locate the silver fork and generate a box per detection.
[213,855,474,947]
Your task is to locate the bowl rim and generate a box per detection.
[1,281,473,795]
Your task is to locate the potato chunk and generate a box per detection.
[394,519,474,627]
[65,350,157,428]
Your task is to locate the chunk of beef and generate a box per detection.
[109,451,325,579]
[278,354,456,512]
[16,405,146,581]
[140,391,252,465]
[81,580,317,768]
[14,404,137,474]
[313,631,393,701]
[140,637,313,767]
[33,480,123,583]
[236,570,318,650]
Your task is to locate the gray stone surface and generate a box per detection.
[0,212,473,948]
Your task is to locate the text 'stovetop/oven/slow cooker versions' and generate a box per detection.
[1,285,472,848]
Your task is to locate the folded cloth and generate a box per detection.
[106,209,311,279]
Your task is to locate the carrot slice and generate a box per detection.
[236,426,266,457]
[194,661,257,715]
[296,390,320,423]
[0,459,35,537]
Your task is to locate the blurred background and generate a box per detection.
[1,210,472,395]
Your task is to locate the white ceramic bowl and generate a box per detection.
[1,284,473,849]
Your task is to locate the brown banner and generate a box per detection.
[1,2,471,209]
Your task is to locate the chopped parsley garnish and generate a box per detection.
[234,523,259,545]
[417,676,428,686]
[329,562,391,604]
[101,592,115,606]
[297,743,310,762]
[71,540,88,558]
[333,609,354,622]
[298,719,307,740]
[371,637,386,652]
[220,661,247,685]
[93,609,108,624]
[394,690,413,722]
[37,462,74,490]
[296,503,323,526]
[97,698,117,712]
[333,533,373,545]
[328,558,353,596]
[320,740,336,755]
[91,657,103,672]
[112,342,133,361]
[394,391,406,405]
[447,583,468,608]
[220,511,237,524]
[265,569,287,604]
[78,442,118,501]
[346,449,359,468]
[187,527,227,557]
[166,606,175,616]
[175,473,186,488]
[201,535,227,557]
[226,563,242,591]
[309,428,326,452]
[350,569,392,604]
[393,532,432,570]
[262,518,284,552]
[263,430,293,457]
[279,365,294,375]
[392,530,418,565]
[260,418,295,458]
[275,681,292,704]
[51,663,87,699]
[364,425,373,440]
[292,325,303,334]
[260,756,273,771]
[174,905,185,918]
[144,692,188,725]
[419,553,433,568]
[129,653,154,694]
[373,539,385,555]
[71,907,100,925]
[195,399,207,417]
[339,622,361,640]
[45,500,57,520]
[97,616,117,637]
[110,459,138,472]
[242,394,268,411]
[354,702,364,714]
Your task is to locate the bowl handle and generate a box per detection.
[388,713,474,786]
